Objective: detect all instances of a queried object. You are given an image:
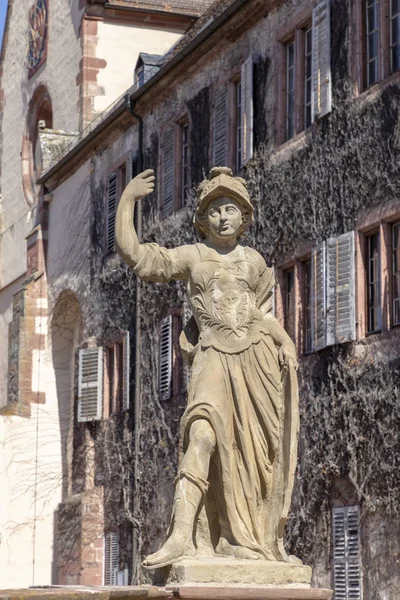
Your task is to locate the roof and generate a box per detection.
[136,53,164,68]
[106,0,216,17]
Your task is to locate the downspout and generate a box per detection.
[128,95,143,584]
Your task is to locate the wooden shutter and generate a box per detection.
[122,331,130,410]
[213,85,228,167]
[159,315,172,401]
[312,0,332,121]
[104,532,119,586]
[332,506,361,600]
[326,232,356,346]
[162,125,175,217]
[78,347,103,422]
[311,242,326,351]
[241,56,253,164]
[107,172,118,253]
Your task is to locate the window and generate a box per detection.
[366,232,381,333]
[286,41,295,141]
[393,222,400,325]
[104,532,119,586]
[106,162,128,254]
[366,0,379,86]
[332,506,362,600]
[284,269,296,341]
[278,0,331,144]
[303,260,313,353]
[280,232,356,354]
[104,332,130,417]
[77,347,103,422]
[180,122,189,207]
[391,0,400,72]
[135,65,144,88]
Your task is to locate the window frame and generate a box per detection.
[392,221,400,325]
[366,230,382,334]
[277,14,313,145]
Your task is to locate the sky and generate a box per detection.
[0,0,8,53]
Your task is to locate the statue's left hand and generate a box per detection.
[278,343,298,370]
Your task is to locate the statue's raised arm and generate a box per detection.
[115,169,155,269]
[115,169,191,283]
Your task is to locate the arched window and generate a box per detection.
[21,85,53,206]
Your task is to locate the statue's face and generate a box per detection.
[206,197,243,240]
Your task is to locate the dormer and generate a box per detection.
[134,53,164,88]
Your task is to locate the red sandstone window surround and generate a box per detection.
[276,0,331,146]
[353,0,400,94]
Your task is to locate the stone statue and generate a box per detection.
[115,167,303,577]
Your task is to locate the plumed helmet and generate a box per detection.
[194,167,254,238]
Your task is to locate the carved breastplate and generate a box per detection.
[189,257,266,353]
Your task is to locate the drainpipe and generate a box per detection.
[127,95,143,584]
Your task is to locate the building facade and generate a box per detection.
[1,0,399,597]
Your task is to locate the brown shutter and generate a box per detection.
[162,125,175,217]
[213,85,228,167]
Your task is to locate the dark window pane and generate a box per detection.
[368,5,376,31]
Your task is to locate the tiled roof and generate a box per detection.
[107,0,216,16]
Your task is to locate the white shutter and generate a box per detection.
[125,151,133,186]
[332,506,361,600]
[104,532,119,586]
[312,0,332,121]
[78,347,103,422]
[159,315,173,401]
[213,85,228,167]
[122,331,130,410]
[107,172,118,253]
[241,56,253,164]
[162,125,175,217]
[326,232,356,346]
[311,242,326,351]
[183,301,192,390]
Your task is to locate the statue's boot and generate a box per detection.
[142,469,208,569]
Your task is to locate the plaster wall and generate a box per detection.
[0,369,64,587]
[94,21,182,115]
[47,163,92,311]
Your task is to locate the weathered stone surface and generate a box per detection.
[116,167,303,579]
[155,558,312,587]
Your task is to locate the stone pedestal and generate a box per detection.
[164,586,333,600]
[0,584,333,600]
[153,558,312,587]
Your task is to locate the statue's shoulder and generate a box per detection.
[176,243,200,265]
[241,246,268,269]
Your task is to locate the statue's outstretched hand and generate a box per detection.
[125,169,155,201]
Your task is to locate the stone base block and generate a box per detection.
[153,558,313,587]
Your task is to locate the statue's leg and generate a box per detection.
[142,419,216,569]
